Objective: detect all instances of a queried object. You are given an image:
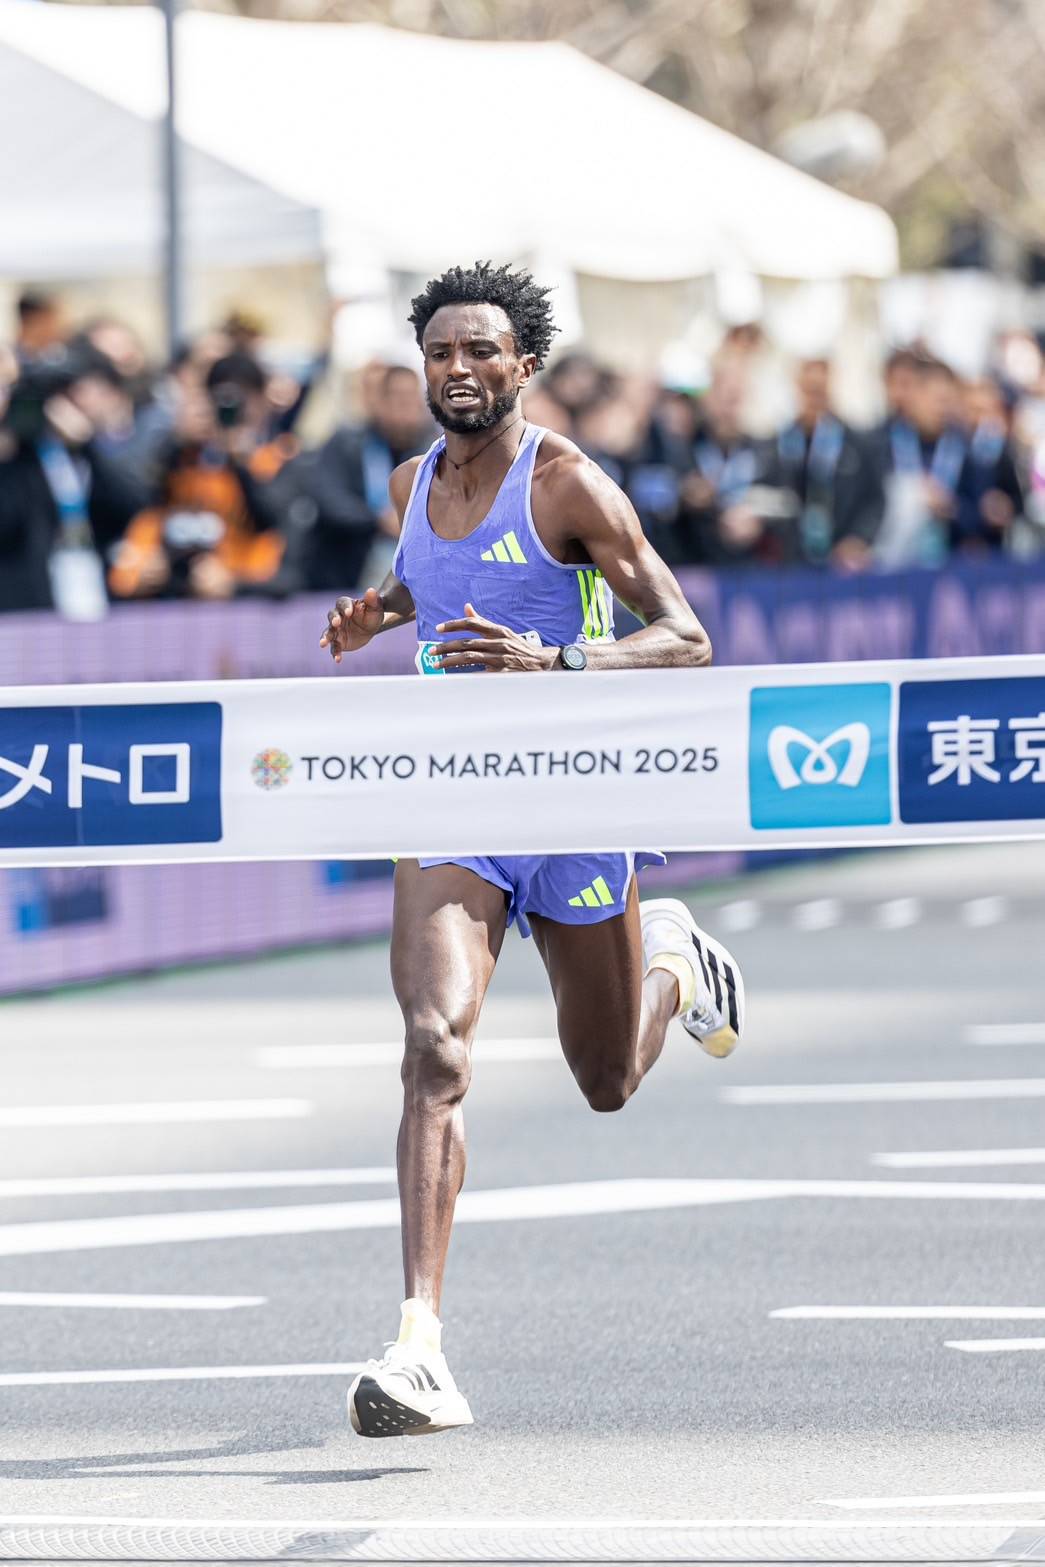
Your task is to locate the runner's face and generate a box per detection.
[422,304,534,433]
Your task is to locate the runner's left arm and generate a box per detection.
[434,455,711,672]
[547,456,710,669]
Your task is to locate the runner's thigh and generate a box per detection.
[391,858,510,1027]
[528,879,644,1076]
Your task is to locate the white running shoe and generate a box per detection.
[348,1341,474,1437]
[640,897,745,1058]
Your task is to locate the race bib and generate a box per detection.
[415,641,447,676]
[415,630,543,675]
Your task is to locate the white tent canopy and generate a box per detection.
[0,17,322,279]
[0,2,897,285]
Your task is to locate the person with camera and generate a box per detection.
[0,347,148,617]
[109,351,294,601]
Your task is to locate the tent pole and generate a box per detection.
[159,0,184,358]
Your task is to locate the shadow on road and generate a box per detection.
[0,1436,427,1486]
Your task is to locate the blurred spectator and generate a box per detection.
[956,377,1024,553]
[575,379,697,563]
[14,290,66,368]
[522,383,573,436]
[59,338,158,489]
[756,359,883,571]
[882,347,921,428]
[2,295,1045,617]
[870,356,969,567]
[0,344,18,424]
[222,305,334,442]
[541,352,607,442]
[109,352,295,601]
[83,317,153,399]
[0,345,147,616]
[290,363,432,591]
[680,367,762,563]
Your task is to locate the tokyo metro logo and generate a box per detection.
[749,684,892,830]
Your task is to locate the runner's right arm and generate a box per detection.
[319,458,419,662]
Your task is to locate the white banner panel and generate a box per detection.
[2,655,1045,865]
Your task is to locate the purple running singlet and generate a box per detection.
[393,423,664,935]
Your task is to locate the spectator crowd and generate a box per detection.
[3,288,1045,620]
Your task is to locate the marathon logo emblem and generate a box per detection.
[0,702,222,848]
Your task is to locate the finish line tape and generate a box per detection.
[1,655,1044,865]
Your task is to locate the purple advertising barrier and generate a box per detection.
[4,559,1043,996]
[675,556,1045,665]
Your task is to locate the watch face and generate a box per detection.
[562,644,587,670]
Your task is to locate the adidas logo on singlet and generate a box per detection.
[480,530,528,564]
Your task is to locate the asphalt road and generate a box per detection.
[1,841,1045,1563]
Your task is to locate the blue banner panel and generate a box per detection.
[0,702,222,848]
[749,684,893,830]
[899,677,1045,823]
[677,556,1045,666]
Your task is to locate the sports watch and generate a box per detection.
[557,643,588,671]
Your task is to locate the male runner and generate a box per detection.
[319,262,746,1438]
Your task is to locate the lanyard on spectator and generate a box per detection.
[628,463,680,520]
[37,435,92,538]
[778,415,845,489]
[37,436,108,622]
[362,431,394,517]
[890,420,965,494]
[970,421,1004,469]
[694,438,755,499]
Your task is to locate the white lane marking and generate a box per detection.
[961,896,1008,928]
[1,1514,1042,1529]
[947,1338,1045,1353]
[0,1293,264,1311]
[874,1148,1045,1169]
[0,1100,313,1129]
[874,897,921,930]
[965,1023,1045,1046]
[5,1177,1045,1258]
[258,1039,560,1069]
[772,1306,1045,1321]
[724,1078,1045,1105]
[716,899,761,933]
[793,898,840,931]
[0,1180,778,1258]
[0,1168,394,1199]
[824,1490,1045,1508]
[0,1362,363,1387]
[766,1180,1045,1200]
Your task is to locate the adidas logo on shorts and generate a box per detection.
[568,876,616,908]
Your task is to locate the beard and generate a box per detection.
[428,386,519,436]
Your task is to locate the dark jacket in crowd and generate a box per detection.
[0,439,146,612]
[292,422,427,591]
[954,427,1024,551]
[864,416,1024,558]
[755,416,885,562]
[678,424,761,565]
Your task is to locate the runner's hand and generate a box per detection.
[320,587,384,662]
[431,604,554,672]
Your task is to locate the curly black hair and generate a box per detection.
[408,261,558,370]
